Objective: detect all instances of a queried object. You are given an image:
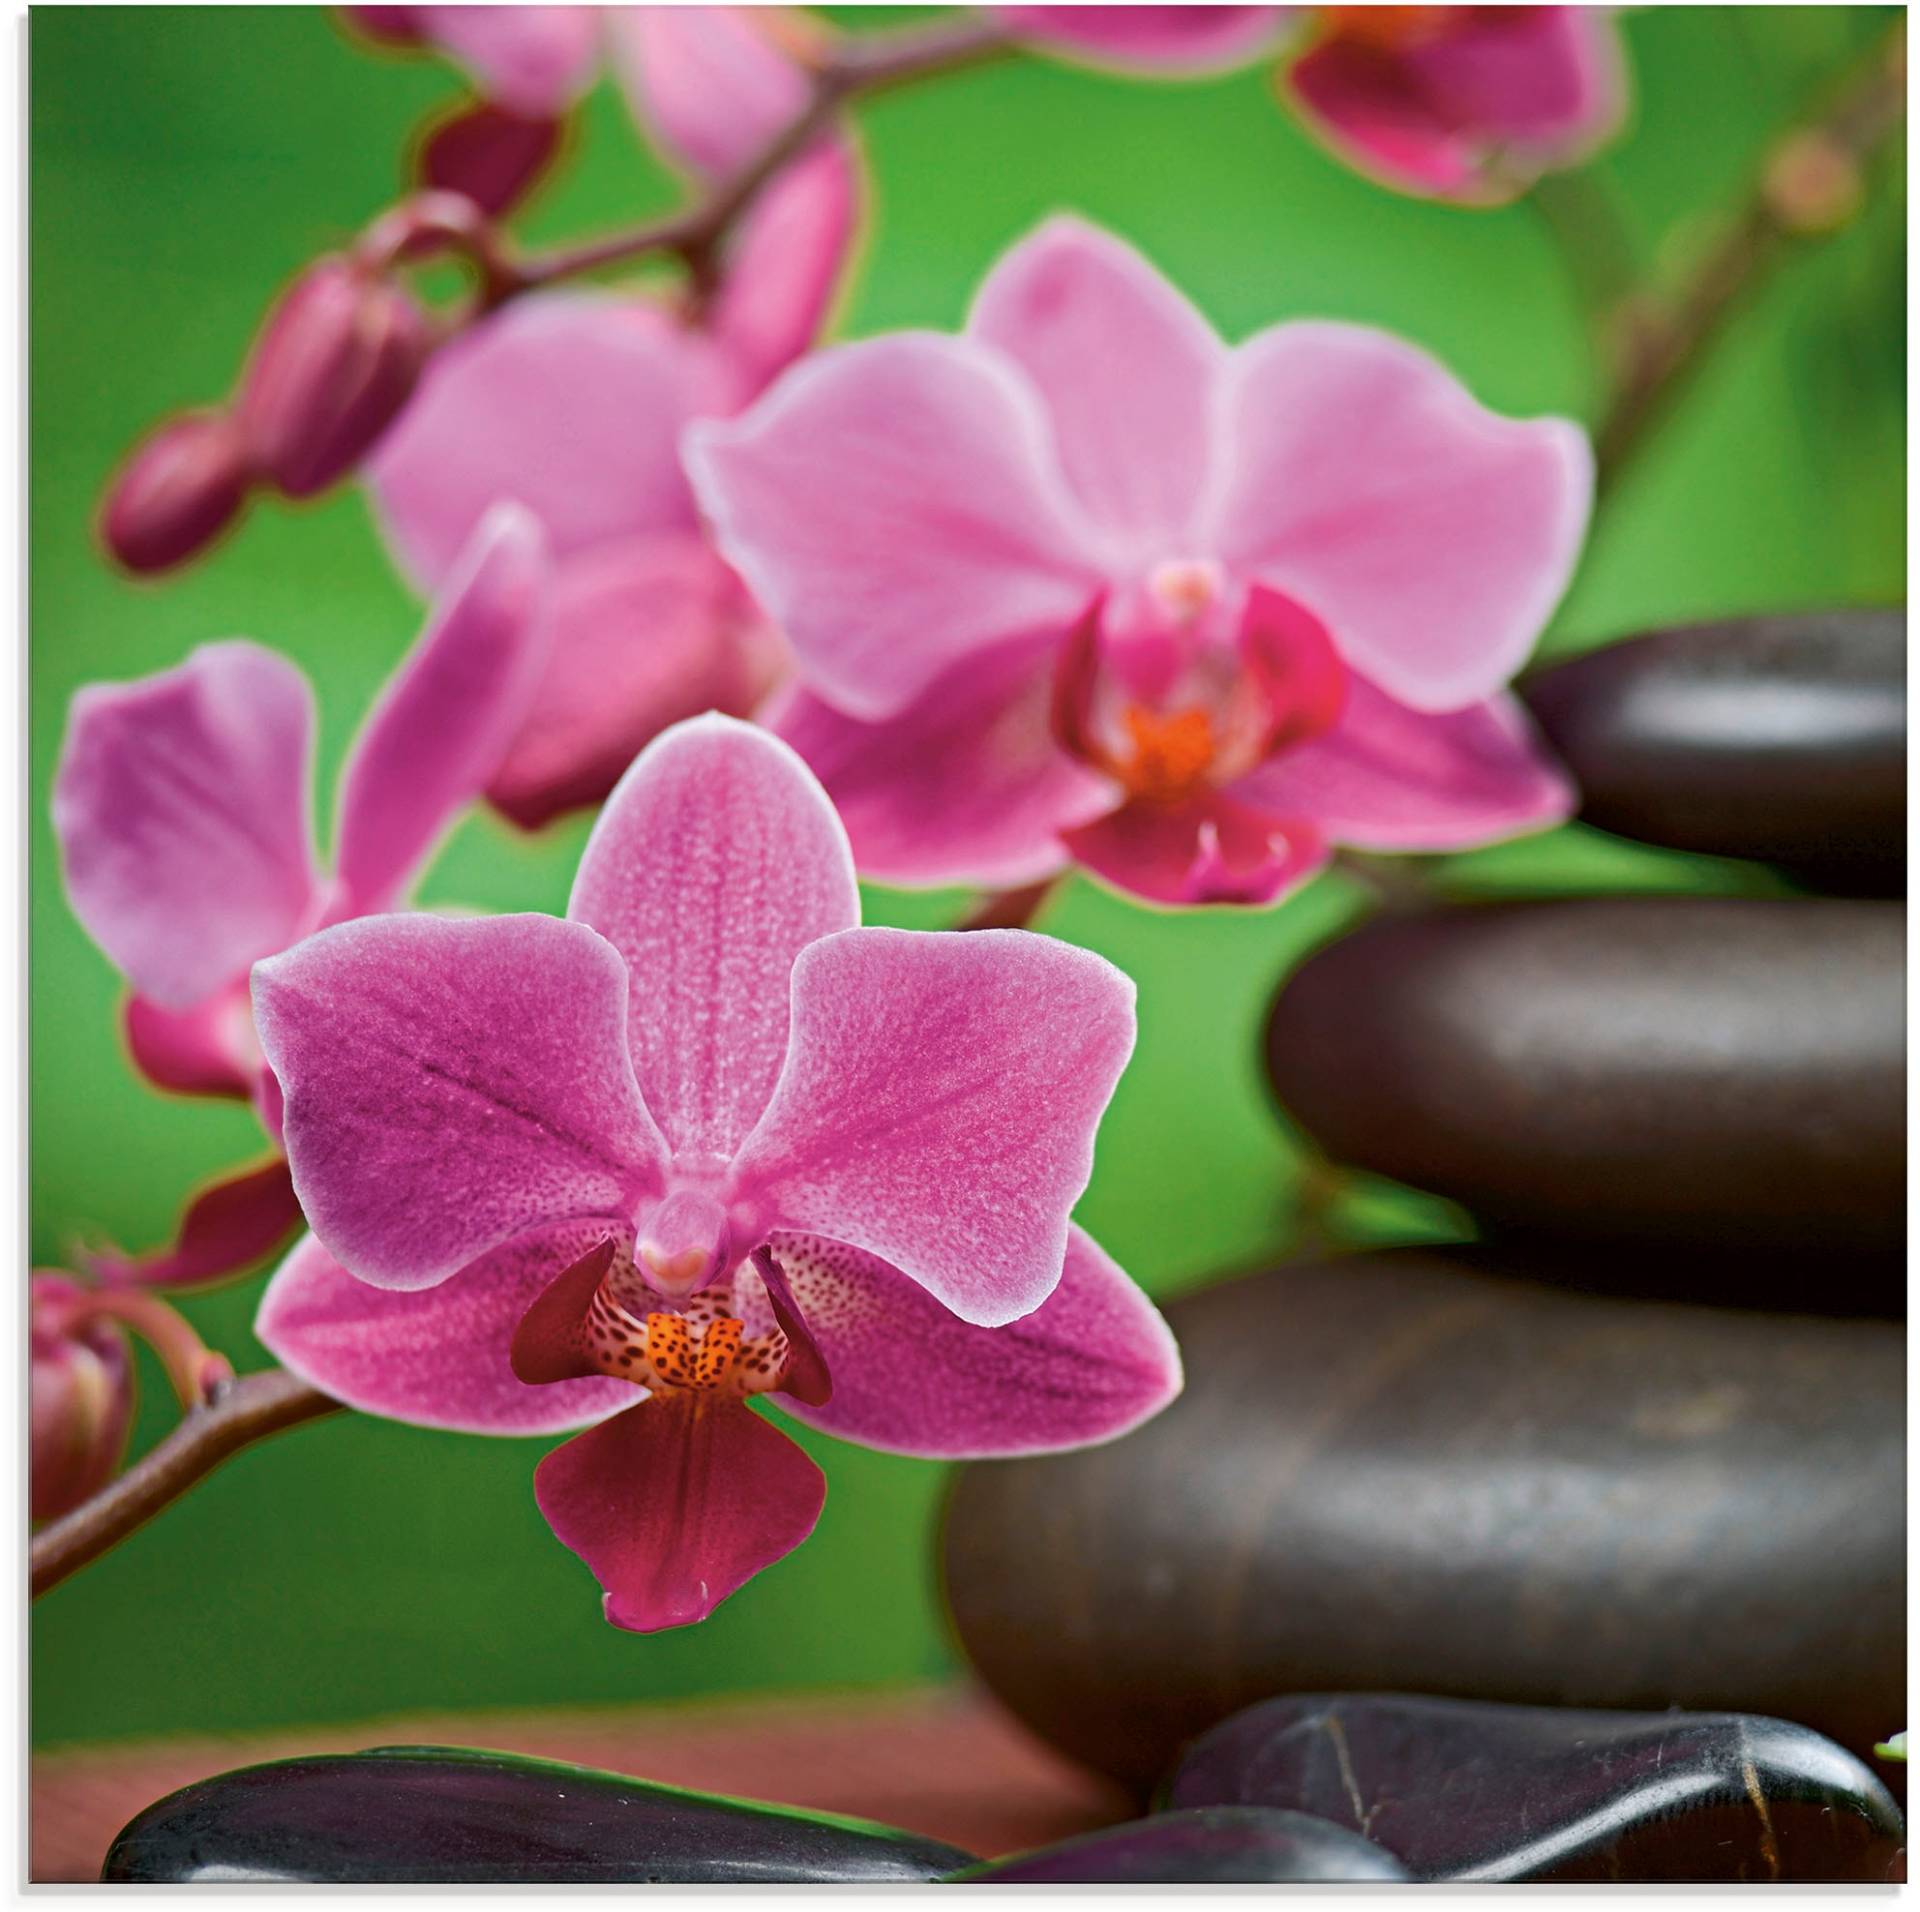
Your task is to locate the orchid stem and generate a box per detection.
[955,878,1061,932]
[1592,20,1905,497]
[30,1369,342,1599]
[486,13,1013,308]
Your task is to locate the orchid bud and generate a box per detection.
[237,257,431,499]
[99,409,250,574]
[30,1275,134,1524]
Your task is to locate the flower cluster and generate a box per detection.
[44,3,1618,1627]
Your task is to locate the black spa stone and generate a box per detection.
[100,1746,978,1884]
[1520,609,1905,895]
[1165,1694,1906,1884]
[942,1252,1904,1792]
[948,1806,1411,1883]
[1264,896,1903,1264]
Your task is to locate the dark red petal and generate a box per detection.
[1241,584,1349,753]
[419,102,563,218]
[750,1246,833,1407]
[510,1237,618,1385]
[534,1396,827,1632]
[82,1157,303,1291]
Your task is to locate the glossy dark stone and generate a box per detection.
[1521,611,1905,895]
[1167,1694,1905,1883]
[950,1806,1410,1883]
[101,1746,977,1883]
[942,1252,1904,1793]
[1265,898,1903,1263]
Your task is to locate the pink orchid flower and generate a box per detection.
[51,505,551,1287]
[250,713,1179,1631]
[684,216,1586,909]
[1282,7,1627,204]
[365,13,856,831]
[343,4,828,213]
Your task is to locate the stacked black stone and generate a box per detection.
[939,611,1906,1881]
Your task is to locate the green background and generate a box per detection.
[31,6,1903,1749]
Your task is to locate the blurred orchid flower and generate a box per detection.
[686,216,1586,910]
[52,506,550,1287]
[252,714,1178,1631]
[343,4,827,212]
[366,14,858,828]
[1281,7,1628,204]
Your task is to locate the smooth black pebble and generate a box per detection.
[1265,897,1903,1266]
[948,1806,1410,1883]
[1520,609,1905,895]
[942,1252,1904,1791]
[1166,1693,1905,1883]
[100,1746,978,1883]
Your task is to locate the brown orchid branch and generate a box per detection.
[1592,20,1905,493]
[31,1369,343,1600]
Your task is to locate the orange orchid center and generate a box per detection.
[1320,5,1450,52]
[1118,705,1219,804]
[582,1278,788,1398]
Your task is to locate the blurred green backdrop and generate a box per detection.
[31,6,1903,1749]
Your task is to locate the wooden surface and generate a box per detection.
[31,1682,1131,1883]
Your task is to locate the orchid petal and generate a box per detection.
[53,641,320,1013]
[535,1395,825,1631]
[485,534,783,832]
[420,5,602,117]
[568,714,859,1158]
[83,1156,303,1291]
[258,1224,634,1433]
[710,138,860,390]
[1064,791,1328,907]
[748,1225,1180,1457]
[368,295,735,592]
[510,1236,623,1385]
[1206,321,1592,711]
[252,912,667,1291]
[772,638,1109,890]
[731,927,1135,1328]
[1002,5,1293,74]
[686,332,1104,721]
[334,504,552,914]
[1408,6,1626,156]
[968,215,1223,547]
[419,100,564,218]
[1233,677,1575,851]
[123,987,258,1101]
[609,5,810,179]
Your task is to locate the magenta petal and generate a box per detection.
[685,332,1104,722]
[535,1396,826,1632]
[608,5,810,179]
[84,1156,303,1291]
[421,4,602,116]
[53,642,321,1012]
[968,216,1223,546]
[1002,4,1293,73]
[368,295,735,591]
[485,534,783,832]
[1233,676,1575,851]
[731,927,1136,1328]
[1407,7,1626,162]
[1064,792,1328,908]
[1208,321,1592,712]
[259,1224,632,1435]
[123,987,257,1101]
[334,504,552,914]
[751,1225,1180,1457]
[252,912,667,1291]
[772,639,1110,890]
[710,138,860,391]
[419,100,563,217]
[568,714,858,1157]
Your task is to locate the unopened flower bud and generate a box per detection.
[30,1275,134,1523]
[237,257,431,499]
[99,409,250,575]
[1763,130,1864,235]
